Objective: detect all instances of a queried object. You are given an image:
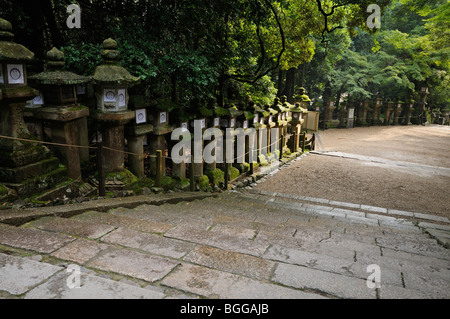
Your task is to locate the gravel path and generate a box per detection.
[255,125,450,218]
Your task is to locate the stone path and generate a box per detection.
[1,191,449,299]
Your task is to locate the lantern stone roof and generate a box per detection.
[0,18,34,62]
[227,105,243,117]
[92,38,140,86]
[28,47,90,85]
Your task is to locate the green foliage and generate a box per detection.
[197,175,210,192]
[161,176,176,191]
[206,169,225,186]
[61,43,102,76]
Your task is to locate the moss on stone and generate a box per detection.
[197,175,210,192]
[0,184,8,196]
[230,167,240,181]
[206,169,224,186]
[161,175,175,191]
[107,169,138,185]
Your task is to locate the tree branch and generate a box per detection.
[316,0,347,44]
[229,0,285,84]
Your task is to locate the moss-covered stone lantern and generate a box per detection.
[28,47,91,180]
[0,18,68,197]
[393,101,403,125]
[384,99,394,125]
[373,98,383,125]
[91,38,140,184]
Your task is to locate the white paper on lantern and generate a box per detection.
[269,116,273,123]
[214,117,220,127]
[76,84,86,95]
[118,89,126,107]
[104,89,116,102]
[201,119,206,129]
[243,120,248,129]
[260,118,264,124]
[160,112,167,124]
[181,122,188,132]
[7,64,24,84]
[348,108,355,119]
[136,109,147,124]
[253,114,259,123]
[32,92,44,106]
[230,118,235,127]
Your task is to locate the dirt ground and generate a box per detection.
[256,125,450,218]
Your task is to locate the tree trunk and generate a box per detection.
[277,69,285,97]
[282,68,296,102]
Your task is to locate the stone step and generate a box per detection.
[0,223,74,254]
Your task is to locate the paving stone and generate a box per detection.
[378,284,444,299]
[86,248,179,282]
[376,236,450,260]
[414,213,449,223]
[72,211,174,234]
[210,224,256,240]
[272,263,377,299]
[51,239,110,264]
[401,267,450,298]
[386,209,415,218]
[161,263,324,299]
[30,216,115,239]
[0,223,74,254]
[184,246,276,281]
[264,245,355,276]
[361,205,387,214]
[164,224,269,257]
[24,270,166,299]
[102,227,196,259]
[328,200,361,209]
[418,222,450,232]
[381,247,450,269]
[0,253,63,295]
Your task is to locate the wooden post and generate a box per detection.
[156,150,162,188]
[96,142,105,196]
[301,132,306,152]
[224,163,229,190]
[190,155,195,192]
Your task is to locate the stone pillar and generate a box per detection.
[126,124,153,179]
[384,103,394,125]
[393,103,403,125]
[337,106,348,128]
[372,100,383,125]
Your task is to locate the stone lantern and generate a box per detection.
[266,99,280,157]
[126,85,154,179]
[372,98,383,125]
[401,99,414,125]
[356,101,372,126]
[0,18,68,197]
[384,100,394,125]
[28,47,91,180]
[148,101,173,178]
[393,101,403,125]
[324,99,336,126]
[91,38,140,184]
[418,87,430,125]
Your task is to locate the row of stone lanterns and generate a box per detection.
[0,17,312,198]
[331,89,430,129]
